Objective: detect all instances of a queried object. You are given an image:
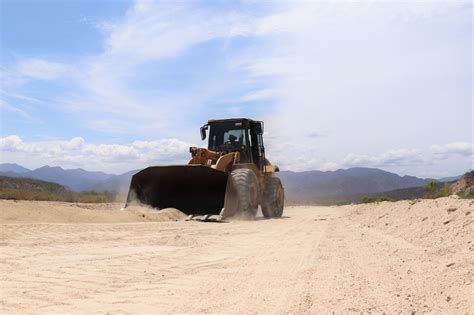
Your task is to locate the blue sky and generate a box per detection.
[0,0,472,177]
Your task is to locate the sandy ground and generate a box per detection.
[0,197,472,313]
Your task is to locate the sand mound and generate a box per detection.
[1,200,472,313]
[340,197,472,311]
[124,206,187,222]
[344,196,473,251]
[0,200,186,223]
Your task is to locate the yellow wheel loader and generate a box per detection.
[125,118,284,220]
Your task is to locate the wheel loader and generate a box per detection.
[125,118,284,219]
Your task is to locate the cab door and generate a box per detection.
[250,121,265,170]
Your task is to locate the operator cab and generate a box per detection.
[200,118,265,170]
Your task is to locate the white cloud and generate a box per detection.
[0,135,23,151]
[1,0,471,177]
[0,135,194,173]
[1,1,262,137]
[48,0,267,137]
[1,134,472,177]
[268,146,426,172]
[431,142,474,158]
[105,1,251,61]
[1,91,46,104]
[16,58,72,80]
[235,1,471,167]
[0,99,33,120]
[341,148,423,168]
[1,59,73,88]
[238,89,279,102]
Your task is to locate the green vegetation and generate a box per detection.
[424,181,450,199]
[360,196,394,204]
[284,198,352,206]
[457,190,474,199]
[439,183,451,198]
[451,171,474,199]
[0,176,117,203]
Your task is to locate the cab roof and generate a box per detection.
[207,118,256,124]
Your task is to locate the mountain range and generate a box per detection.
[0,163,463,202]
[0,164,117,192]
[278,168,434,202]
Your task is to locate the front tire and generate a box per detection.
[261,177,284,218]
[226,169,259,219]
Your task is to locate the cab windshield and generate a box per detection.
[208,122,248,152]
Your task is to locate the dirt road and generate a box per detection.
[0,199,472,313]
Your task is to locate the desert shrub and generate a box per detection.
[361,196,393,203]
[284,198,351,206]
[334,200,351,206]
[75,191,116,203]
[361,197,376,203]
[438,183,451,198]
[424,181,438,199]
[457,190,474,199]
[424,181,451,199]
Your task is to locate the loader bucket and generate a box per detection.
[125,165,228,215]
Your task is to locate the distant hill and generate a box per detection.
[278,167,433,203]
[0,176,115,203]
[27,166,114,191]
[0,163,465,203]
[439,175,463,182]
[366,172,473,202]
[90,170,139,195]
[0,165,115,191]
[450,171,474,198]
[0,175,68,195]
[0,163,30,173]
[283,185,431,206]
[363,183,453,202]
[367,186,427,201]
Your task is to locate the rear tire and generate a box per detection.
[261,177,284,218]
[226,169,259,219]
